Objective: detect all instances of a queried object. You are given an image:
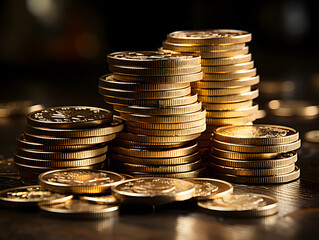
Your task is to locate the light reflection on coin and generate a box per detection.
[304,130,319,143]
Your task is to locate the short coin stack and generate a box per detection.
[208,124,301,184]
[14,106,124,184]
[98,51,206,178]
[162,30,259,154]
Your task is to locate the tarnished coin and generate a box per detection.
[166,30,252,44]
[111,177,195,205]
[213,124,299,145]
[27,106,113,129]
[39,169,125,194]
[107,51,201,67]
[39,199,119,219]
[186,178,233,200]
[198,193,278,217]
[0,185,72,207]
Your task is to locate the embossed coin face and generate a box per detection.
[186,178,233,200]
[167,30,251,44]
[214,124,299,145]
[198,193,278,217]
[27,106,113,129]
[0,185,72,207]
[39,169,125,194]
[107,51,200,67]
[111,177,195,205]
[39,199,119,219]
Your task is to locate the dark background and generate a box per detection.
[0,0,319,108]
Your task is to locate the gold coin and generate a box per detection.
[201,61,254,73]
[304,130,319,143]
[198,89,259,103]
[103,93,198,107]
[206,114,257,125]
[110,64,201,76]
[197,193,278,217]
[162,41,246,52]
[194,86,251,96]
[16,144,108,160]
[202,100,253,111]
[99,74,190,91]
[125,117,205,130]
[25,116,124,138]
[116,159,201,173]
[80,195,118,205]
[211,148,280,160]
[114,101,202,115]
[166,30,252,45]
[212,166,300,184]
[120,109,206,123]
[125,124,206,136]
[200,47,249,58]
[203,69,256,80]
[201,54,252,66]
[111,151,200,166]
[191,76,259,88]
[0,185,72,207]
[111,177,195,205]
[209,151,297,168]
[211,139,301,153]
[0,101,43,118]
[99,86,191,99]
[209,162,296,176]
[110,141,198,158]
[112,72,203,83]
[27,106,113,129]
[13,153,106,168]
[114,138,187,149]
[39,169,125,194]
[206,104,258,118]
[16,134,92,151]
[107,51,201,67]
[131,168,206,179]
[267,100,319,117]
[118,132,201,143]
[39,199,119,219]
[186,178,233,200]
[213,124,299,145]
[24,132,117,145]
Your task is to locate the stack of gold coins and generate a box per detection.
[98,51,206,178]
[208,124,301,184]
[162,30,259,155]
[14,106,124,184]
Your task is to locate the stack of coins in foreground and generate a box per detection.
[98,51,206,178]
[209,124,301,184]
[162,30,259,155]
[13,106,124,184]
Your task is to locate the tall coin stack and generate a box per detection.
[209,124,301,184]
[14,106,124,184]
[98,51,206,178]
[162,30,259,155]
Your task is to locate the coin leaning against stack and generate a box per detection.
[162,30,259,155]
[208,124,301,184]
[14,106,124,184]
[98,51,207,178]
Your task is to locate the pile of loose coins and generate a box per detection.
[0,168,278,218]
[162,30,259,155]
[98,51,207,178]
[209,124,301,183]
[13,106,124,184]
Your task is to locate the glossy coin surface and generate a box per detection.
[27,106,113,129]
[39,169,125,194]
[111,177,195,205]
[0,185,72,207]
[186,178,233,200]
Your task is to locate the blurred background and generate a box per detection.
[1,0,319,108]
